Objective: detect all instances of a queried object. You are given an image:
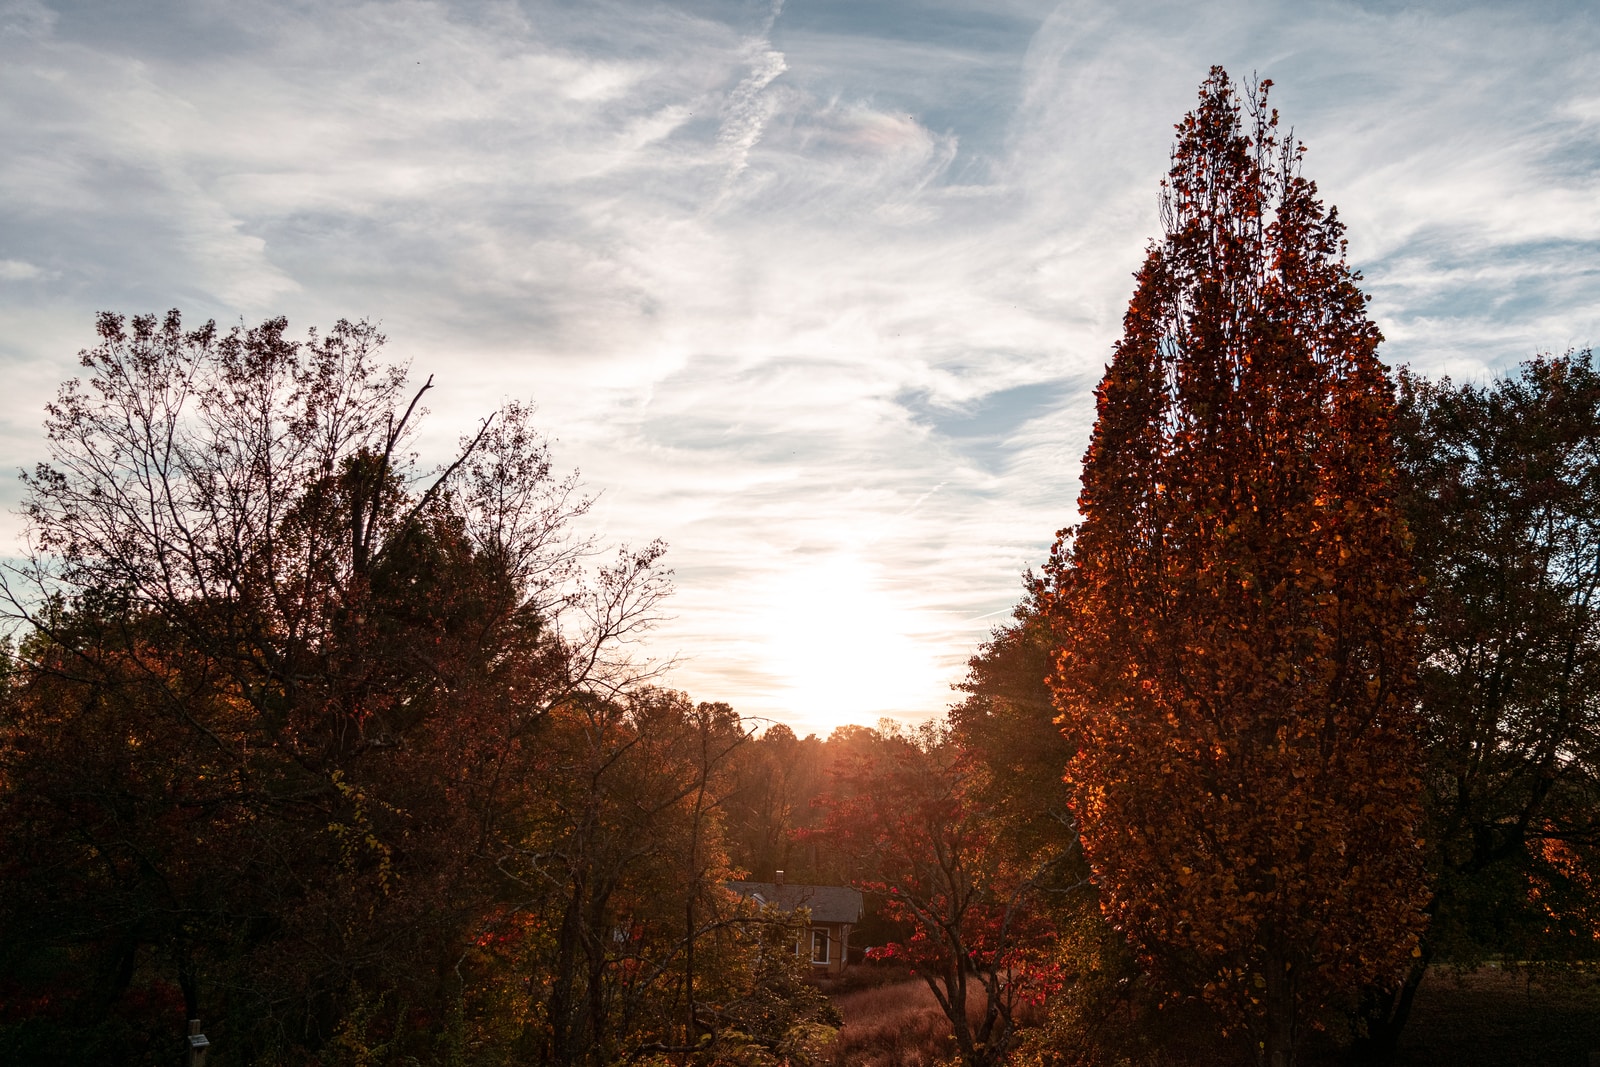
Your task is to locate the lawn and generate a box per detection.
[823,964,1600,1066]
[1384,965,1600,1067]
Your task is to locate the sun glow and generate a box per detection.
[756,555,946,736]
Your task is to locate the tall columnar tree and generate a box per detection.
[1046,70,1427,1067]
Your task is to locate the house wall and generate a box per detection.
[810,922,852,976]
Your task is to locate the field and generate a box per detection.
[822,965,1600,1067]
[1381,965,1600,1067]
[825,975,974,1067]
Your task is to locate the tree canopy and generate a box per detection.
[5,70,1600,1067]
[1044,69,1428,1067]
[0,311,828,1066]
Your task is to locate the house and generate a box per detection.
[727,872,864,977]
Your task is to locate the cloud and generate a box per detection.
[1,0,1597,731]
[715,0,788,194]
[0,259,49,280]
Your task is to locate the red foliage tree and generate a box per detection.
[1046,70,1427,1067]
[817,725,1060,1067]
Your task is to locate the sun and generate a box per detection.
[757,554,946,736]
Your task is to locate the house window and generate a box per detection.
[811,928,829,964]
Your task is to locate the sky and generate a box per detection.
[2,0,1598,737]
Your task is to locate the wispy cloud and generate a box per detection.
[715,0,788,197]
[1,0,1596,735]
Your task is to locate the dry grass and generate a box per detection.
[1024,964,1600,1067]
[1381,964,1600,1067]
[824,964,1600,1066]
[825,977,986,1067]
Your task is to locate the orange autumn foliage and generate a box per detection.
[1045,69,1428,1066]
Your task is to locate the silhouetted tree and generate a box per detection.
[1353,351,1600,1058]
[0,311,670,1062]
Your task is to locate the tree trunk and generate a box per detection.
[1348,959,1427,1065]
[542,870,590,1066]
[1261,958,1299,1067]
[972,968,1015,1067]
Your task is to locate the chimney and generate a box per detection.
[774,870,785,887]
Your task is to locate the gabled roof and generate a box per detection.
[728,881,864,924]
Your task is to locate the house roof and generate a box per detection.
[727,881,864,924]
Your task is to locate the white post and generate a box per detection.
[186,1019,210,1067]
